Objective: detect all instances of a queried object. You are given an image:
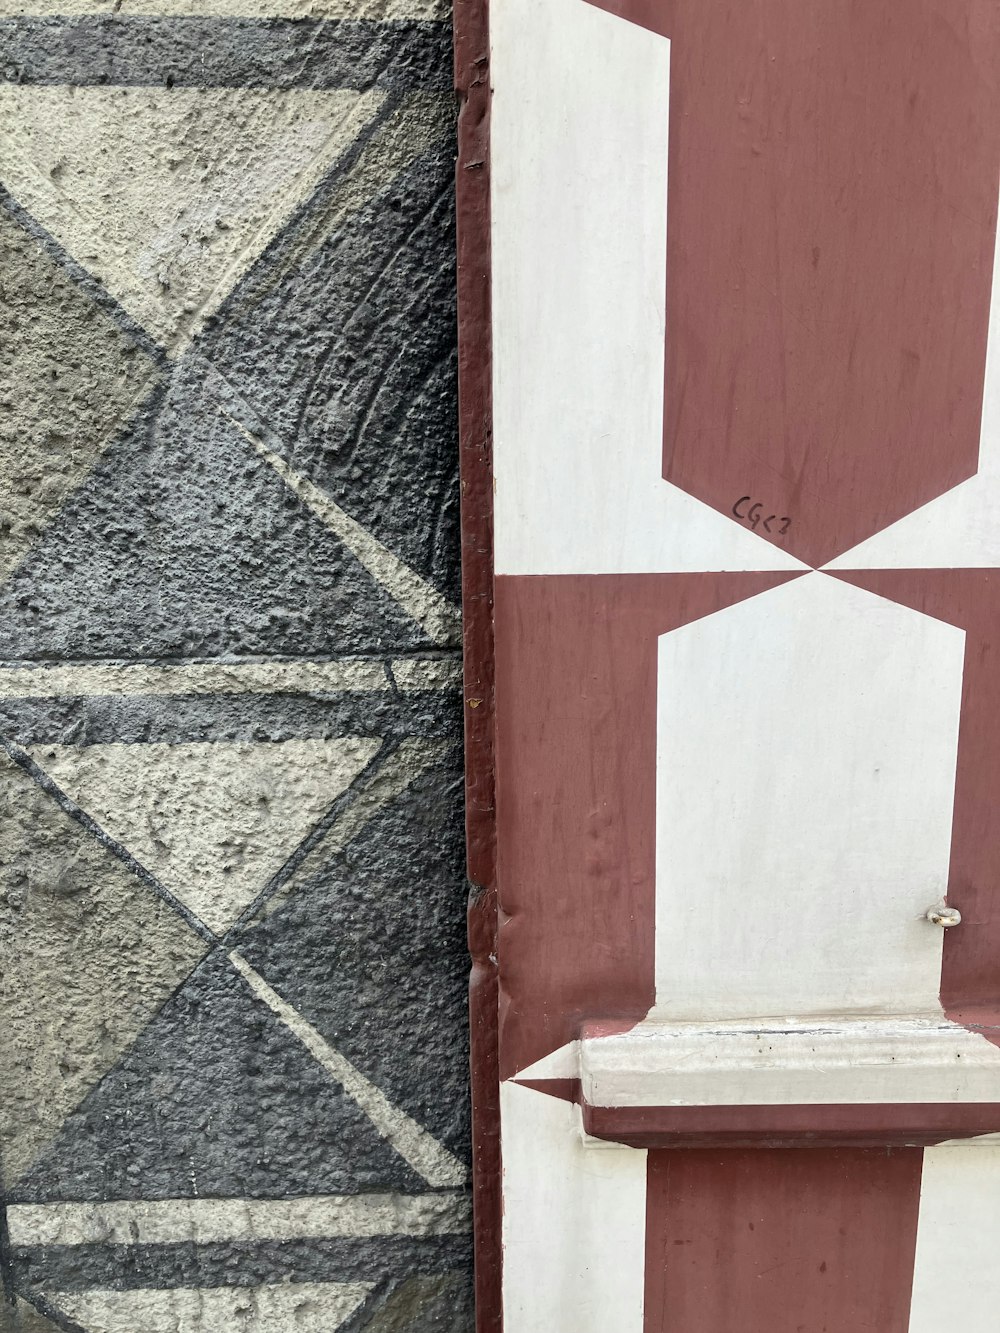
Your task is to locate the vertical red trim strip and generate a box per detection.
[643,1148,923,1333]
[454,0,501,1327]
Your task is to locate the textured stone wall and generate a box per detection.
[0,4,470,1328]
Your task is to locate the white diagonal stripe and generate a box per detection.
[317,738,446,858]
[220,410,462,649]
[252,738,449,923]
[229,950,467,1188]
[6,1191,469,1247]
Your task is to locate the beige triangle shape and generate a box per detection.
[46,1282,373,1332]
[30,738,381,933]
[0,85,384,352]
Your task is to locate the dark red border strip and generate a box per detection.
[454,0,500,1328]
[520,1077,1000,1146]
[583,1099,1000,1148]
[644,1147,922,1333]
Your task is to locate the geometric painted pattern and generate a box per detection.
[0,7,470,1330]
[486,0,1000,1329]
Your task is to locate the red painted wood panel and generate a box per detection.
[593,0,1000,568]
[665,0,1000,568]
[644,1148,923,1332]
[588,0,672,38]
[585,1101,1000,1148]
[494,572,797,1078]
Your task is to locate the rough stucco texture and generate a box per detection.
[0,7,471,1330]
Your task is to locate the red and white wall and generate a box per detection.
[460,0,1000,1327]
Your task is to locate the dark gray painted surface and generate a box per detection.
[0,18,452,89]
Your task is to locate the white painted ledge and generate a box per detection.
[580,1018,1000,1108]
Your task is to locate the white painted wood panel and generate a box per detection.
[500,1081,646,1333]
[653,573,965,1020]
[490,0,802,576]
[580,1019,1000,1108]
[908,1145,1000,1332]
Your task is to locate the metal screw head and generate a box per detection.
[926,905,962,928]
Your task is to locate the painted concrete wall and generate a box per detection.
[0,5,471,1329]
